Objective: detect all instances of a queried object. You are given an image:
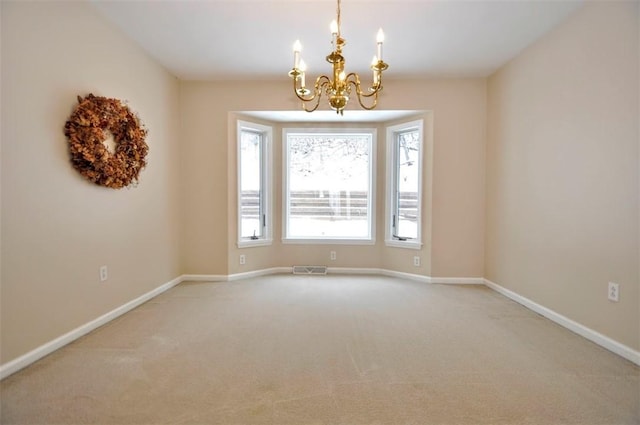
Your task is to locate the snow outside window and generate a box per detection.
[238,121,272,247]
[283,129,376,243]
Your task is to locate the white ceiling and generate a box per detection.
[90,0,584,81]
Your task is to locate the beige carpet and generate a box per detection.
[1,274,638,424]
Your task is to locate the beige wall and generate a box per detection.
[180,79,487,278]
[486,2,639,350]
[0,2,181,363]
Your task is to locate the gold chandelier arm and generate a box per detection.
[355,89,379,111]
[315,75,332,91]
[292,74,314,102]
[301,95,322,113]
[302,77,326,112]
[292,73,327,100]
[344,74,380,111]
[292,75,332,112]
[345,72,383,98]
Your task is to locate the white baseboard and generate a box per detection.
[183,268,475,285]
[327,268,484,285]
[327,267,386,276]
[484,279,640,366]
[431,277,484,284]
[378,268,431,283]
[0,266,424,380]
[182,267,292,283]
[0,275,183,380]
[326,266,381,275]
[228,267,292,281]
[326,267,431,283]
[180,274,227,282]
[5,272,636,381]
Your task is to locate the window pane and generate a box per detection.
[396,130,419,239]
[287,133,372,239]
[240,130,262,238]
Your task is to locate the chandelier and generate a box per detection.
[288,0,388,115]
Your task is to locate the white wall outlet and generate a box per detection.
[330,251,337,261]
[413,256,420,267]
[239,254,246,265]
[99,266,108,282]
[608,282,619,302]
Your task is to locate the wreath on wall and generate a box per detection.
[64,93,149,189]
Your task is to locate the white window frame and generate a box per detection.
[385,119,423,249]
[282,128,376,245]
[237,120,272,248]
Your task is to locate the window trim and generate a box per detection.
[385,119,424,249]
[237,120,273,248]
[282,127,376,244]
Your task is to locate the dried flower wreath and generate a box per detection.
[64,94,148,189]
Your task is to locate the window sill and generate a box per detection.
[282,238,375,246]
[238,238,273,248]
[385,239,423,250]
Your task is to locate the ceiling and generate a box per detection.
[90,0,584,82]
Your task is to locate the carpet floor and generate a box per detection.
[1,274,638,424]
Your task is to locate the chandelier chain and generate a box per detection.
[336,0,341,36]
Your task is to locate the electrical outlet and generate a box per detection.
[330,251,336,261]
[99,266,108,282]
[239,254,246,265]
[413,256,420,267]
[608,282,619,302]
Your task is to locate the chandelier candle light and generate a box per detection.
[288,0,388,115]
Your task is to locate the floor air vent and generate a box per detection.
[292,266,328,275]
